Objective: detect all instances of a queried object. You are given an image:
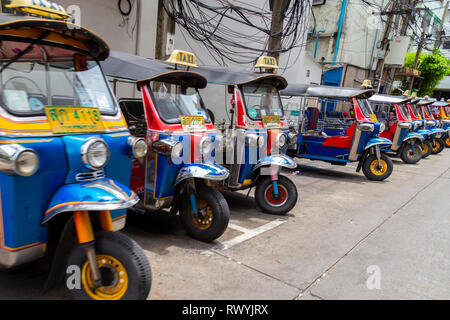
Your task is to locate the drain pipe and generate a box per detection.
[314,30,325,59]
[333,0,348,66]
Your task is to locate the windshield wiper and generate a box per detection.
[0,31,51,73]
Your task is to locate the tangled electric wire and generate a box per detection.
[162,0,311,67]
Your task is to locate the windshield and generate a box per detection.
[358,99,375,119]
[149,82,210,124]
[399,104,410,120]
[0,61,117,116]
[423,106,433,118]
[241,84,284,121]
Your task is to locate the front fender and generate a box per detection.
[253,154,297,172]
[43,179,139,224]
[430,128,445,136]
[175,163,229,185]
[365,137,393,150]
[403,132,425,142]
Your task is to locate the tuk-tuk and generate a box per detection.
[414,97,446,154]
[430,100,450,148]
[101,50,230,243]
[281,84,394,181]
[368,94,424,164]
[0,2,151,300]
[406,98,435,158]
[195,57,298,215]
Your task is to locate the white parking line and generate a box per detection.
[202,219,286,255]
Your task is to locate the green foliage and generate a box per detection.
[402,50,450,96]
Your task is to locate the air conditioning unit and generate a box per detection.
[312,0,326,6]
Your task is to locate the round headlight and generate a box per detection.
[133,138,148,159]
[276,133,287,149]
[15,150,39,176]
[199,136,213,155]
[379,123,386,133]
[258,136,265,148]
[81,139,110,170]
[172,142,183,159]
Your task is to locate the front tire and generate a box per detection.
[445,134,450,148]
[400,143,423,164]
[431,138,445,154]
[422,140,432,158]
[66,231,152,300]
[362,153,393,181]
[255,175,298,215]
[179,186,230,242]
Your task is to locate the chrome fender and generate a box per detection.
[175,163,229,185]
[403,132,425,142]
[253,154,297,172]
[43,178,139,224]
[364,137,393,150]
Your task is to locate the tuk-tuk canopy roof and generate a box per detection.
[0,14,109,60]
[417,98,436,106]
[101,51,207,89]
[432,101,450,107]
[280,83,311,96]
[194,64,288,90]
[304,85,375,99]
[368,94,412,105]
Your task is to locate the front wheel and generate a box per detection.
[66,231,152,300]
[445,134,450,148]
[431,138,445,154]
[400,143,423,164]
[255,175,298,215]
[179,186,230,242]
[422,140,432,158]
[362,153,393,181]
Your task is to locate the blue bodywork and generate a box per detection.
[0,132,135,254]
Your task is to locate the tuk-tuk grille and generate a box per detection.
[76,170,105,182]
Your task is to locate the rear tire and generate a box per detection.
[400,143,423,164]
[431,138,445,154]
[179,186,230,242]
[255,175,298,215]
[362,153,393,181]
[422,140,432,158]
[66,231,152,300]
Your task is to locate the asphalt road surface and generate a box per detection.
[1,149,449,300]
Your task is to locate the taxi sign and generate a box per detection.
[180,115,205,132]
[45,106,105,134]
[6,0,70,20]
[262,115,281,129]
[254,56,279,71]
[166,50,198,68]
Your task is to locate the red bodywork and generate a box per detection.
[408,104,421,121]
[129,84,216,193]
[379,104,409,141]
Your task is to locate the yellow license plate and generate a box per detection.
[180,115,205,132]
[45,107,105,134]
[370,114,378,123]
[262,115,281,129]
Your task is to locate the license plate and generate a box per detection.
[370,114,378,123]
[262,115,281,129]
[45,107,105,134]
[180,115,205,132]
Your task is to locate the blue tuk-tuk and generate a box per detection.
[281,84,394,181]
[0,4,151,300]
[430,100,450,148]
[101,50,231,243]
[195,57,298,215]
[368,94,424,164]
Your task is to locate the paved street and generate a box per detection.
[0,150,449,300]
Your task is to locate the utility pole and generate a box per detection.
[409,12,431,91]
[373,1,396,92]
[268,0,291,61]
[155,0,176,61]
[434,0,449,50]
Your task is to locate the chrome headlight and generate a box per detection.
[288,132,298,145]
[127,137,148,159]
[0,144,40,177]
[379,123,386,133]
[246,134,259,147]
[172,142,183,158]
[81,138,110,170]
[399,122,412,129]
[427,120,436,127]
[360,123,375,132]
[276,133,287,149]
[413,121,420,130]
[199,136,213,155]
